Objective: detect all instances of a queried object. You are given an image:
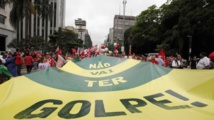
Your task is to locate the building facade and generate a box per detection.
[84,33,92,48]
[75,18,92,47]
[17,0,65,41]
[0,4,16,51]
[65,23,93,49]
[75,18,86,44]
[113,15,136,45]
[109,28,114,44]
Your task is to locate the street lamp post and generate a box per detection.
[128,35,132,55]
[122,0,127,52]
[187,35,192,61]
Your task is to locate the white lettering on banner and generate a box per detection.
[90,69,114,75]
[89,61,111,69]
[85,77,127,87]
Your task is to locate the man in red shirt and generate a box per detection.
[24,53,33,74]
[15,53,22,76]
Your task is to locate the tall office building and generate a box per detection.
[113,15,136,44]
[75,18,86,43]
[109,28,114,44]
[17,0,65,41]
[66,23,93,49]
[75,18,92,48]
[0,4,16,51]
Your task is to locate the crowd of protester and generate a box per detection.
[0,48,56,78]
[121,52,213,69]
[0,48,213,84]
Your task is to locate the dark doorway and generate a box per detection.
[0,36,6,51]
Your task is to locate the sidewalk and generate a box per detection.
[21,67,38,75]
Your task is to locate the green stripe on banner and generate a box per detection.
[25,61,172,92]
[73,56,127,70]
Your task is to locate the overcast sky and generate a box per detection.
[65,0,167,45]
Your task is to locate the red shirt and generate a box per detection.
[33,58,38,62]
[49,57,55,67]
[150,59,158,65]
[24,56,33,66]
[15,55,22,65]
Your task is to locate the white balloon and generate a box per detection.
[101,49,105,53]
[114,43,117,46]
[105,48,108,51]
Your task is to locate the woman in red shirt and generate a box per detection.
[149,56,158,65]
[24,53,33,74]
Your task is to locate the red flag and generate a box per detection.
[71,48,76,53]
[87,48,91,57]
[55,46,62,56]
[55,46,59,53]
[35,52,42,58]
[56,55,65,68]
[209,51,214,63]
[76,47,80,56]
[159,49,167,67]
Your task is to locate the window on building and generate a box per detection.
[54,3,57,27]
[0,36,6,51]
[42,18,45,27]
[33,15,37,36]
[50,2,53,27]
[0,4,5,9]
[37,17,40,36]
[20,21,23,39]
[0,15,5,24]
[42,29,44,37]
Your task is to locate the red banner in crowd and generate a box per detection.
[159,49,167,67]
[71,48,76,53]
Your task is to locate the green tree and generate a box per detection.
[7,36,49,51]
[124,0,214,58]
[159,0,214,57]
[124,5,162,54]
[49,28,83,54]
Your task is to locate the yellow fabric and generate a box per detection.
[0,60,214,119]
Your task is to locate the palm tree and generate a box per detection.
[34,0,53,42]
[1,0,52,44]
[10,0,36,42]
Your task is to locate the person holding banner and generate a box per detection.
[196,52,210,69]
[38,57,50,70]
[172,54,183,69]
[46,53,56,67]
[156,55,164,66]
[5,53,18,77]
[149,56,158,65]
